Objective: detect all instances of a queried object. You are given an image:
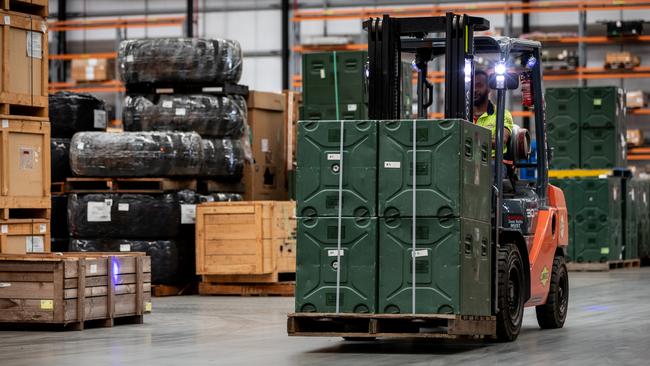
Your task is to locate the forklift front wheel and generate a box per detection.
[496,242,525,342]
[535,255,569,329]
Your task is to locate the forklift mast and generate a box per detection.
[364,13,490,120]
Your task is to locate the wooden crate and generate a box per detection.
[1,0,48,18]
[196,201,296,282]
[0,11,48,115]
[0,253,151,329]
[0,116,50,210]
[0,218,49,254]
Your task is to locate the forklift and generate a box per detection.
[289,12,569,342]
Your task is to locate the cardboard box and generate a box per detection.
[244,91,287,201]
[626,90,646,109]
[0,11,48,108]
[0,219,50,254]
[627,129,644,146]
[71,58,115,82]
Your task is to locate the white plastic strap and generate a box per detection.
[333,51,343,314]
[412,119,417,315]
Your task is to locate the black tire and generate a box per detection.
[496,243,526,342]
[535,255,569,329]
[342,337,376,341]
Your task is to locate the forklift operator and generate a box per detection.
[473,68,513,154]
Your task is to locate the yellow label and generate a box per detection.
[40,299,53,310]
[540,266,550,287]
[601,247,610,255]
[145,302,152,312]
[594,98,602,106]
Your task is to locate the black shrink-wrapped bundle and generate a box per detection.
[123,94,247,138]
[67,193,181,239]
[49,92,107,138]
[200,138,245,179]
[51,138,71,182]
[70,131,202,177]
[197,192,243,202]
[69,238,181,284]
[118,38,243,85]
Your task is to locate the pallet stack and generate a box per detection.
[0,3,51,254]
[64,38,248,292]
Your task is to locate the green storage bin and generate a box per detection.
[546,88,581,170]
[636,179,650,259]
[624,178,639,260]
[296,120,377,217]
[302,51,367,106]
[295,216,377,313]
[546,88,581,123]
[378,119,492,221]
[549,140,580,170]
[580,86,623,129]
[300,103,368,121]
[580,127,626,169]
[573,177,623,262]
[378,217,491,316]
[550,178,576,261]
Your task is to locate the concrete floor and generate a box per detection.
[1,268,650,366]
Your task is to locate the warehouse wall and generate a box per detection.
[49,0,650,93]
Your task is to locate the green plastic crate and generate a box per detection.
[580,86,623,129]
[295,216,377,313]
[296,120,377,217]
[300,103,368,121]
[378,217,491,316]
[580,127,626,169]
[550,178,576,261]
[302,51,367,106]
[378,119,492,221]
[624,178,639,260]
[546,88,581,169]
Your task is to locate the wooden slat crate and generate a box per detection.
[0,11,48,115]
[0,253,151,330]
[0,116,50,210]
[1,0,48,18]
[196,201,296,284]
[0,218,49,254]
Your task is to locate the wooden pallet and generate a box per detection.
[199,281,295,296]
[65,177,197,193]
[0,102,47,117]
[0,207,50,220]
[152,282,197,297]
[0,314,144,331]
[567,259,641,272]
[1,0,48,17]
[287,313,497,339]
[197,179,245,194]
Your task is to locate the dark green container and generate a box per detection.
[302,51,367,106]
[573,177,623,262]
[636,179,650,259]
[580,127,626,169]
[295,217,377,313]
[296,120,377,217]
[624,178,639,260]
[580,86,623,129]
[546,88,581,170]
[378,119,492,221]
[550,178,575,261]
[378,217,491,316]
[300,103,368,121]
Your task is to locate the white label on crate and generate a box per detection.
[88,58,98,66]
[89,264,97,274]
[3,16,9,25]
[26,236,44,253]
[175,108,186,116]
[120,244,131,252]
[1,225,7,234]
[19,147,34,170]
[39,224,46,233]
[413,249,428,258]
[261,138,269,152]
[327,153,341,161]
[384,161,401,169]
[105,199,113,206]
[126,54,134,63]
[1,120,8,128]
[77,142,85,150]
[85,67,95,81]
[26,32,42,59]
[94,109,107,129]
[118,203,130,212]
[327,249,344,257]
[320,69,325,79]
[347,104,357,112]
[181,204,196,224]
[162,100,173,108]
[87,201,111,222]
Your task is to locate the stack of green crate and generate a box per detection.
[546,86,626,169]
[295,119,493,316]
[634,178,650,260]
[377,119,492,316]
[623,178,639,260]
[549,178,576,261]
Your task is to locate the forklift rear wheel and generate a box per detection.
[535,255,569,329]
[496,242,525,342]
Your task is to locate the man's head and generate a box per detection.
[474,69,490,108]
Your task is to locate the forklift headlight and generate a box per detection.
[495,62,507,75]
